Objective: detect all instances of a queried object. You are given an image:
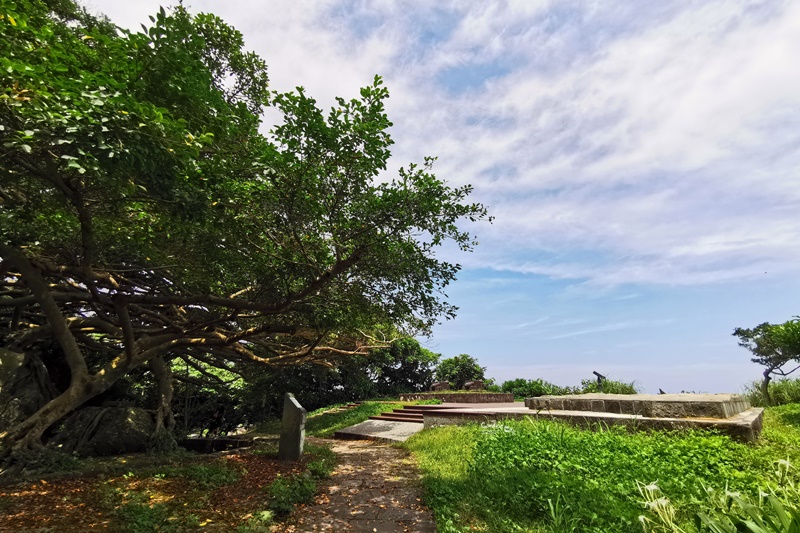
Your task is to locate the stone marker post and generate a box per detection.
[278,393,307,461]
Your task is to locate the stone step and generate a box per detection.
[383,411,425,420]
[334,419,424,443]
[395,406,461,413]
[369,415,424,423]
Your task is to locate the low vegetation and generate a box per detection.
[0,441,336,532]
[745,377,800,407]
[405,404,800,533]
[500,377,640,400]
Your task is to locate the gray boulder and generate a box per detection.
[0,349,58,433]
[50,406,155,457]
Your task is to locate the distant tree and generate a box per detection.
[369,339,440,396]
[579,378,638,395]
[435,354,485,390]
[733,318,800,405]
[501,378,577,399]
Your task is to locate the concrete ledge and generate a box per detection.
[525,393,751,419]
[423,407,764,442]
[334,419,424,443]
[399,392,514,403]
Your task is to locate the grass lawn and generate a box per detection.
[405,403,800,533]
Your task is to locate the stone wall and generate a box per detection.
[525,393,750,419]
[422,407,764,442]
[399,392,514,403]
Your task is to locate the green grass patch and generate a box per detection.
[158,462,243,489]
[265,442,338,516]
[304,443,338,479]
[406,407,800,533]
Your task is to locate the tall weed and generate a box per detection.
[745,378,800,407]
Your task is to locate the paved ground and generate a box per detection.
[276,439,436,532]
[334,419,425,443]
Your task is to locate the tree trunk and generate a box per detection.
[150,355,175,433]
[761,369,773,406]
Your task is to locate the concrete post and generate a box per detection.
[278,393,307,461]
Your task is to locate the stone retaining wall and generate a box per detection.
[399,392,514,403]
[525,393,750,419]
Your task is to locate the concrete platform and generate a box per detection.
[334,419,425,443]
[421,404,764,442]
[525,393,751,419]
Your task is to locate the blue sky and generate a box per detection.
[89,0,800,392]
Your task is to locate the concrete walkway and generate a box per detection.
[275,439,436,532]
[334,419,424,443]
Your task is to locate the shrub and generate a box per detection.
[579,378,639,394]
[501,378,577,399]
[745,378,800,407]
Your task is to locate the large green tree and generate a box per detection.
[0,0,488,466]
[435,353,486,390]
[368,338,440,396]
[733,318,800,405]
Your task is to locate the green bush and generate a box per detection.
[304,443,337,479]
[579,378,639,394]
[498,377,638,400]
[501,378,578,399]
[745,378,800,406]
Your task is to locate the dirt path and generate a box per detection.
[275,439,436,532]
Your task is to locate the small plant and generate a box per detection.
[236,510,274,532]
[416,398,444,405]
[267,472,317,515]
[547,494,581,533]
[116,501,173,533]
[147,429,179,455]
[157,462,243,489]
[639,460,800,533]
[303,442,337,479]
[637,482,686,533]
